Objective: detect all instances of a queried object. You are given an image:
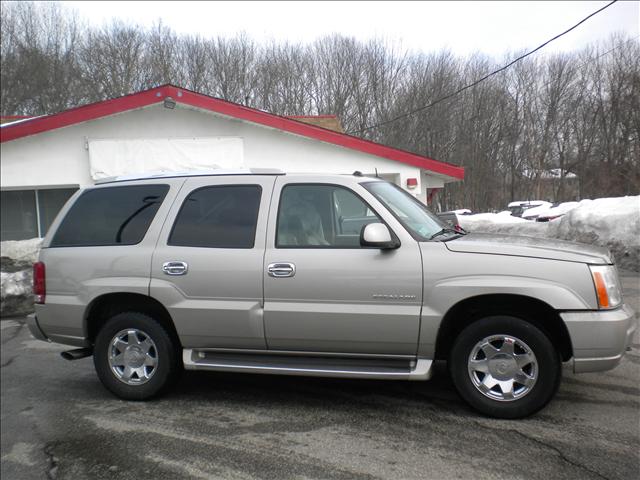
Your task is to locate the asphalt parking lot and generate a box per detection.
[1,271,639,480]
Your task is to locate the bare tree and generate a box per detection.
[2,1,638,209]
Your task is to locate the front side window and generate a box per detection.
[51,184,169,247]
[169,185,261,248]
[276,184,381,248]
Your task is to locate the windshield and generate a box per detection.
[363,181,449,241]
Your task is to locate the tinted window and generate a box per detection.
[50,185,169,247]
[277,184,380,248]
[169,185,261,248]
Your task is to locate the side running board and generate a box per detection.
[183,349,432,381]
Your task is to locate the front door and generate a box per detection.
[263,177,423,355]
[150,175,277,349]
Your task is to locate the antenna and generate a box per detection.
[375,168,379,178]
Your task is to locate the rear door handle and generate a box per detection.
[162,261,188,276]
[267,262,296,278]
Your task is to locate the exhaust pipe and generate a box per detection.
[61,348,93,361]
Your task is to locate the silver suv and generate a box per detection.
[27,170,636,418]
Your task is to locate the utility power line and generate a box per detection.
[348,0,619,135]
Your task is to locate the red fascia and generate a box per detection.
[0,85,464,180]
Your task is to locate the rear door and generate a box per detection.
[263,176,423,355]
[150,175,277,349]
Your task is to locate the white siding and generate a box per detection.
[1,103,452,202]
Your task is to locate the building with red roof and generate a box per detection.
[0,85,463,240]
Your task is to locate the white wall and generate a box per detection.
[1,104,451,202]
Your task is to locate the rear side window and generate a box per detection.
[50,185,169,247]
[169,185,261,248]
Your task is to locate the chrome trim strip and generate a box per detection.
[183,349,432,380]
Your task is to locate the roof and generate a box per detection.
[0,115,35,125]
[285,115,344,133]
[0,85,464,180]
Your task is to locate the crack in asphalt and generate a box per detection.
[469,420,614,480]
[1,356,16,368]
[411,393,619,480]
[43,442,59,480]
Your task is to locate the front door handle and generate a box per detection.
[267,262,296,278]
[162,261,188,276]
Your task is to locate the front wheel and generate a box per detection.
[93,312,180,400]
[449,315,561,419]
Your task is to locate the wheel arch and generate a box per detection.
[434,294,573,362]
[84,292,182,348]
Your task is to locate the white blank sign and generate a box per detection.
[88,137,245,180]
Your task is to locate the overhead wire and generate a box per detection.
[347,0,620,135]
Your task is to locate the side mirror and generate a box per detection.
[360,223,399,249]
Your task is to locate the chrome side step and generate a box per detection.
[183,349,432,380]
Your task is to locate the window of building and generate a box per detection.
[0,188,78,241]
[276,184,381,248]
[50,185,169,247]
[169,185,262,249]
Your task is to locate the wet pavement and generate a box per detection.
[1,271,639,479]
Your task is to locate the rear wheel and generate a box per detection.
[449,315,561,419]
[94,312,180,400]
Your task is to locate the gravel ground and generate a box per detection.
[1,271,639,480]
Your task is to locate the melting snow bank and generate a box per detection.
[1,238,42,317]
[459,196,640,272]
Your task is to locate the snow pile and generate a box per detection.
[0,270,33,317]
[463,211,528,224]
[0,238,41,317]
[1,238,42,266]
[459,196,640,271]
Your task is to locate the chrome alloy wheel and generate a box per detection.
[108,329,158,385]
[467,335,538,402]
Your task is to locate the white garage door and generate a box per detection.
[88,137,245,180]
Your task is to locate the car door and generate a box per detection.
[263,176,423,355]
[150,175,277,349]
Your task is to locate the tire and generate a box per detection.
[449,315,561,419]
[93,312,181,400]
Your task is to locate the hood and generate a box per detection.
[443,233,612,264]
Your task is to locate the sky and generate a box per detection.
[57,0,639,58]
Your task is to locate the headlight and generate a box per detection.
[589,265,622,309]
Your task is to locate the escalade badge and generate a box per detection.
[372,294,417,300]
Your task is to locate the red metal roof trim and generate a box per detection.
[0,85,464,179]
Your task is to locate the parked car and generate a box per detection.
[535,202,580,222]
[436,211,467,233]
[28,170,636,419]
[508,200,551,218]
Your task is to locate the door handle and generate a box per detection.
[162,261,188,276]
[267,262,296,278]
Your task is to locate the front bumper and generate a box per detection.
[26,314,49,342]
[561,304,637,373]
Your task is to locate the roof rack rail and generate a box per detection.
[95,168,285,184]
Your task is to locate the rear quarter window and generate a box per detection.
[50,184,169,247]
